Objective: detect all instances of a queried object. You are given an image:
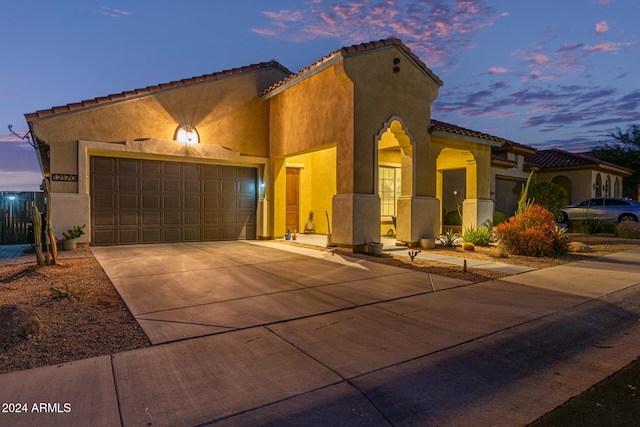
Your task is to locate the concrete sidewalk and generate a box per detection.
[1,242,639,426]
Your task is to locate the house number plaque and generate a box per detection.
[51,174,78,182]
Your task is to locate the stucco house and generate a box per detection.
[23,37,631,250]
[25,38,502,249]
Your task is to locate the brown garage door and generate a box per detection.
[90,157,256,245]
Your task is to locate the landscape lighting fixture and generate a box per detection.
[175,125,199,145]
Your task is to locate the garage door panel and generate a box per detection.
[92,157,115,172]
[203,196,219,209]
[184,196,200,209]
[163,212,181,225]
[94,194,115,209]
[221,196,238,209]
[238,196,255,209]
[142,194,161,209]
[203,228,219,240]
[142,212,161,226]
[184,212,200,225]
[142,178,161,192]
[119,194,138,209]
[183,228,200,241]
[118,229,139,245]
[94,230,115,245]
[183,179,200,193]
[163,178,181,192]
[142,229,161,243]
[94,212,115,227]
[91,157,256,245]
[119,212,138,226]
[163,195,180,209]
[118,159,139,174]
[93,175,115,191]
[162,162,179,176]
[163,228,181,242]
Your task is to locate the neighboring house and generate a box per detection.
[491,139,538,217]
[525,149,633,205]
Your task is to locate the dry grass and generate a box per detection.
[0,234,638,375]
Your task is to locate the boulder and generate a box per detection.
[568,241,593,253]
[0,305,41,342]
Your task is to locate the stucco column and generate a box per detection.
[396,196,440,246]
[332,193,380,250]
[462,199,494,230]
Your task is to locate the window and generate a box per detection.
[379,166,401,217]
[605,199,630,206]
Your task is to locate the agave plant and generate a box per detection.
[437,229,462,247]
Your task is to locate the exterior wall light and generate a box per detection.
[175,126,199,145]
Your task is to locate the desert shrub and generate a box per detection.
[494,204,569,257]
[443,210,462,225]
[615,221,640,239]
[493,211,509,225]
[437,229,462,247]
[462,226,493,247]
[528,182,568,217]
[568,217,616,234]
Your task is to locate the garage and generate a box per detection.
[90,157,257,245]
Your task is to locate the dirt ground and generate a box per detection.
[0,234,638,376]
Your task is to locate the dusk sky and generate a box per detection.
[1,0,638,191]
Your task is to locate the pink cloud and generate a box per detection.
[99,6,131,18]
[596,20,609,33]
[488,66,508,74]
[253,0,503,68]
[584,41,634,52]
[592,0,612,4]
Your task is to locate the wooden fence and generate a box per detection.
[0,192,45,245]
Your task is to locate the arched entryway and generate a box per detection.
[436,148,477,229]
[376,118,413,239]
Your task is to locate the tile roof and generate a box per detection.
[259,37,443,97]
[24,61,292,122]
[526,149,633,175]
[430,119,511,144]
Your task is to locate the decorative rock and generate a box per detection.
[568,241,593,253]
[0,305,42,342]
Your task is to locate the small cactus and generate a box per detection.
[408,249,421,261]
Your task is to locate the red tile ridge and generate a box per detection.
[260,37,443,97]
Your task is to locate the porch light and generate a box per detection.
[175,126,199,145]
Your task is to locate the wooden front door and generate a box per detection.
[286,168,299,233]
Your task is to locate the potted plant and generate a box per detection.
[62,224,86,250]
[304,211,314,234]
[367,237,383,256]
[285,229,292,240]
[292,230,297,240]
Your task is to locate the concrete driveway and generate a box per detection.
[91,241,471,344]
[2,242,640,426]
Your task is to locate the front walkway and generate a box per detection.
[1,241,639,426]
[281,233,536,274]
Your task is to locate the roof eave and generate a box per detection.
[431,130,503,147]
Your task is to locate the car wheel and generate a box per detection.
[558,212,569,223]
[619,214,637,222]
